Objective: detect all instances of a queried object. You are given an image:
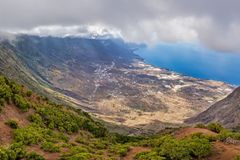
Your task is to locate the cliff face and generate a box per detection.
[186,87,240,128]
[0,35,233,132]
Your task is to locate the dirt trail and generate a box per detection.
[174,127,217,139]
[124,147,151,160]
[209,142,240,160]
[27,145,61,160]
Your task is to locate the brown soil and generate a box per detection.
[174,127,217,139]
[0,121,13,144]
[124,147,151,160]
[208,142,240,160]
[0,104,33,144]
[26,145,62,160]
[0,104,33,127]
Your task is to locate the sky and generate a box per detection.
[0,0,240,53]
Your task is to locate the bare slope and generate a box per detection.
[186,87,240,128]
[0,35,234,132]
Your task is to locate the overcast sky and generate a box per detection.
[0,0,240,53]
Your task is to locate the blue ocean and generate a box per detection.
[136,42,240,85]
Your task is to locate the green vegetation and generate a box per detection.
[25,152,45,160]
[41,141,60,153]
[0,143,27,160]
[1,75,240,160]
[28,104,108,137]
[14,124,68,145]
[207,123,224,133]
[135,151,165,160]
[134,135,211,160]
[235,155,240,160]
[5,119,19,129]
[0,75,128,159]
[110,144,130,157]
[13,94,31,112]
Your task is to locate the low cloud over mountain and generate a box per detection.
[0,0,240,52]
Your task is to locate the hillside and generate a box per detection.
[186,87,240,128]
[1,75,240,159]
[0,35,233,133]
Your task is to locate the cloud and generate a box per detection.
[0,0,240,52]
[8,25,122,39]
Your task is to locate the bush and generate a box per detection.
[36,106,84,133]
[207,123,224,133]
[185,137,211,158]
[25,90,33,97]
[110,144,130,157]
[41,141,60,153]
[13,124,68,145]
[235,155,240,160]
[8,142,27,159]
[61,152,93,160]
[34,105,107,137]
[135,151,165,160]
[191,133,217,142]
[13,94,30,112]
[26,152,45,160]
[158,138,191,160]
[0,148,8,160]
[149,135,212,160]
[0,76,12,103]
[217,130,240,141]
[61,146,95,160]
[0,143,26,160]
[5,119,19,129]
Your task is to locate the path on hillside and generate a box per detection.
[209,142,240,160]
[124,147,151,160]
[174,127,217,139]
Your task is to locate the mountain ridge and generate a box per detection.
[0,35,234,133]
[186,87,240,128]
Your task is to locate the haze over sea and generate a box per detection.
[136,42,240,85]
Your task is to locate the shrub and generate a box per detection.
[151,135,212,160]
[61,152,93,160]
[158,138,191,160]
[110,144,130,157]
[13,94,30,112]
[61,146,94,160]
[0,143,26,160]
[184,137,211,158]
[5,119,19,129]
[207,123,224,133]
[191,133,217,142]
[135,151,165,160]
[8,142,27,159]
[26,152,45,160]
[9,81,22,94]
[41,141,60,153]
[0,148,8,160]
[13,124,67,145]
[235,155,240,160]
[25,90,33,97]
[14,125,45,145]
[34,105,107,137]
[217,130,240,141]
[36,106,84,133]
[0,76,12,102]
